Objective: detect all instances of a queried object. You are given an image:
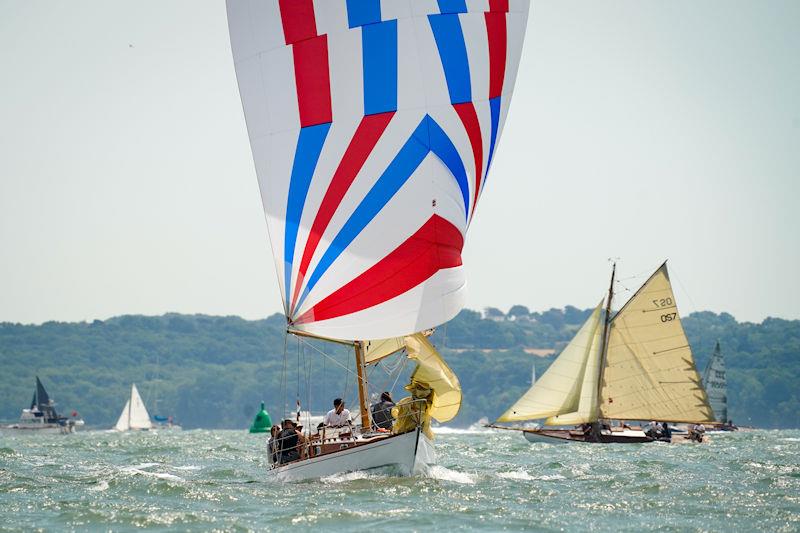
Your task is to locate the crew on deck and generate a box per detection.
[277,419,305,464]
[323,398,351,427]
[370,392,395,431]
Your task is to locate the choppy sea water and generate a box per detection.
[0,428,798,532]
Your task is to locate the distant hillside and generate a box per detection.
[1,307,797,429]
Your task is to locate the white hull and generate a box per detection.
[2,422,82,435]
[268,429,434,482]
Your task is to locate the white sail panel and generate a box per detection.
[128,384,153,430]
[497,303,604,422]
[599,264,714,423]
[702,341,728,423]
[114,400,131,431]
[545,301,605,426]
[227,0,529,339]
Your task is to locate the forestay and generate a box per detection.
[599,264,714,423]
[227,0,529,340]
[497,302,604,422]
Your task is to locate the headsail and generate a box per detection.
[702,341,728,423]
[497,302,604,422]
[404,333,461,423]
[114,400,131,431]
[599,264,714,423]
[227,0,529,340]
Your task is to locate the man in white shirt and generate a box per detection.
[323,398,351,427]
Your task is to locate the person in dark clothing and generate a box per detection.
[661,422,672,440]
[268,425,281,464]
[277,419,301,464]
[370,391,395,431]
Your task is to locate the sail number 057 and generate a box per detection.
[660,313,677,322]
[652,297,673,308]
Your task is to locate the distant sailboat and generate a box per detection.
[114,384,153,431]
[2,376,84,434]
[492,262,715,443]
[702,341,736,431]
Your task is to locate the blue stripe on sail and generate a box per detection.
[485,96,501,182]
[362,20,398,115]
[427,116,470,220]
[437,0,467,14]
[346,0,381,28]
[428,14,471,105]
[284,123,332,310]
[295,118,431,312]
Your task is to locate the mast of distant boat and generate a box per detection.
[595,262,616,425]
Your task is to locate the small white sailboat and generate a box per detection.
[225,1,529,480]
[114,384,154,431]
[492,262,715,444]
[702,341,737,431]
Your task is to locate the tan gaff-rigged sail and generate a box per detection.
[599,264,714,423]
[545,303,605,426]
[497,302,604,422]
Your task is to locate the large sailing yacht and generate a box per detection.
[225,1,529,480]
[492,262,715,444]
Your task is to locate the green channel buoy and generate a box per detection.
[249,402,272,433]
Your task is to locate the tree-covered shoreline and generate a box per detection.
[1,307,797,429]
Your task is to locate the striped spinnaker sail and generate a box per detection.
[227,0,529,339]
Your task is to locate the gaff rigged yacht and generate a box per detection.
[491,262,715,444]
[267,333,459,482]
[3,376,84,434]
[224,0,530,480]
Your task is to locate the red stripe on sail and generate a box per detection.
[289,111,395,312]
[488,0,509,13]
[453,102,483,216]
[278,0,317,44]
[294,215,463,325]
[485,11,507,99]
[291,35,333,127]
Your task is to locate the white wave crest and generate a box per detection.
[497,470,536,481]
[321,470,386,484]
[425,465,475,484]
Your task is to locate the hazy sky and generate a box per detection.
[1,1,798,325]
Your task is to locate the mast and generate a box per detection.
[353,341,371,429]
[128,385,132,430]
[595,262,616,421]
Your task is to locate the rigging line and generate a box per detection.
[296,333,301,413]
[388,356,409,394]
[280,333,288,422]
[669,265,700,315]
[298,337,360,379]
